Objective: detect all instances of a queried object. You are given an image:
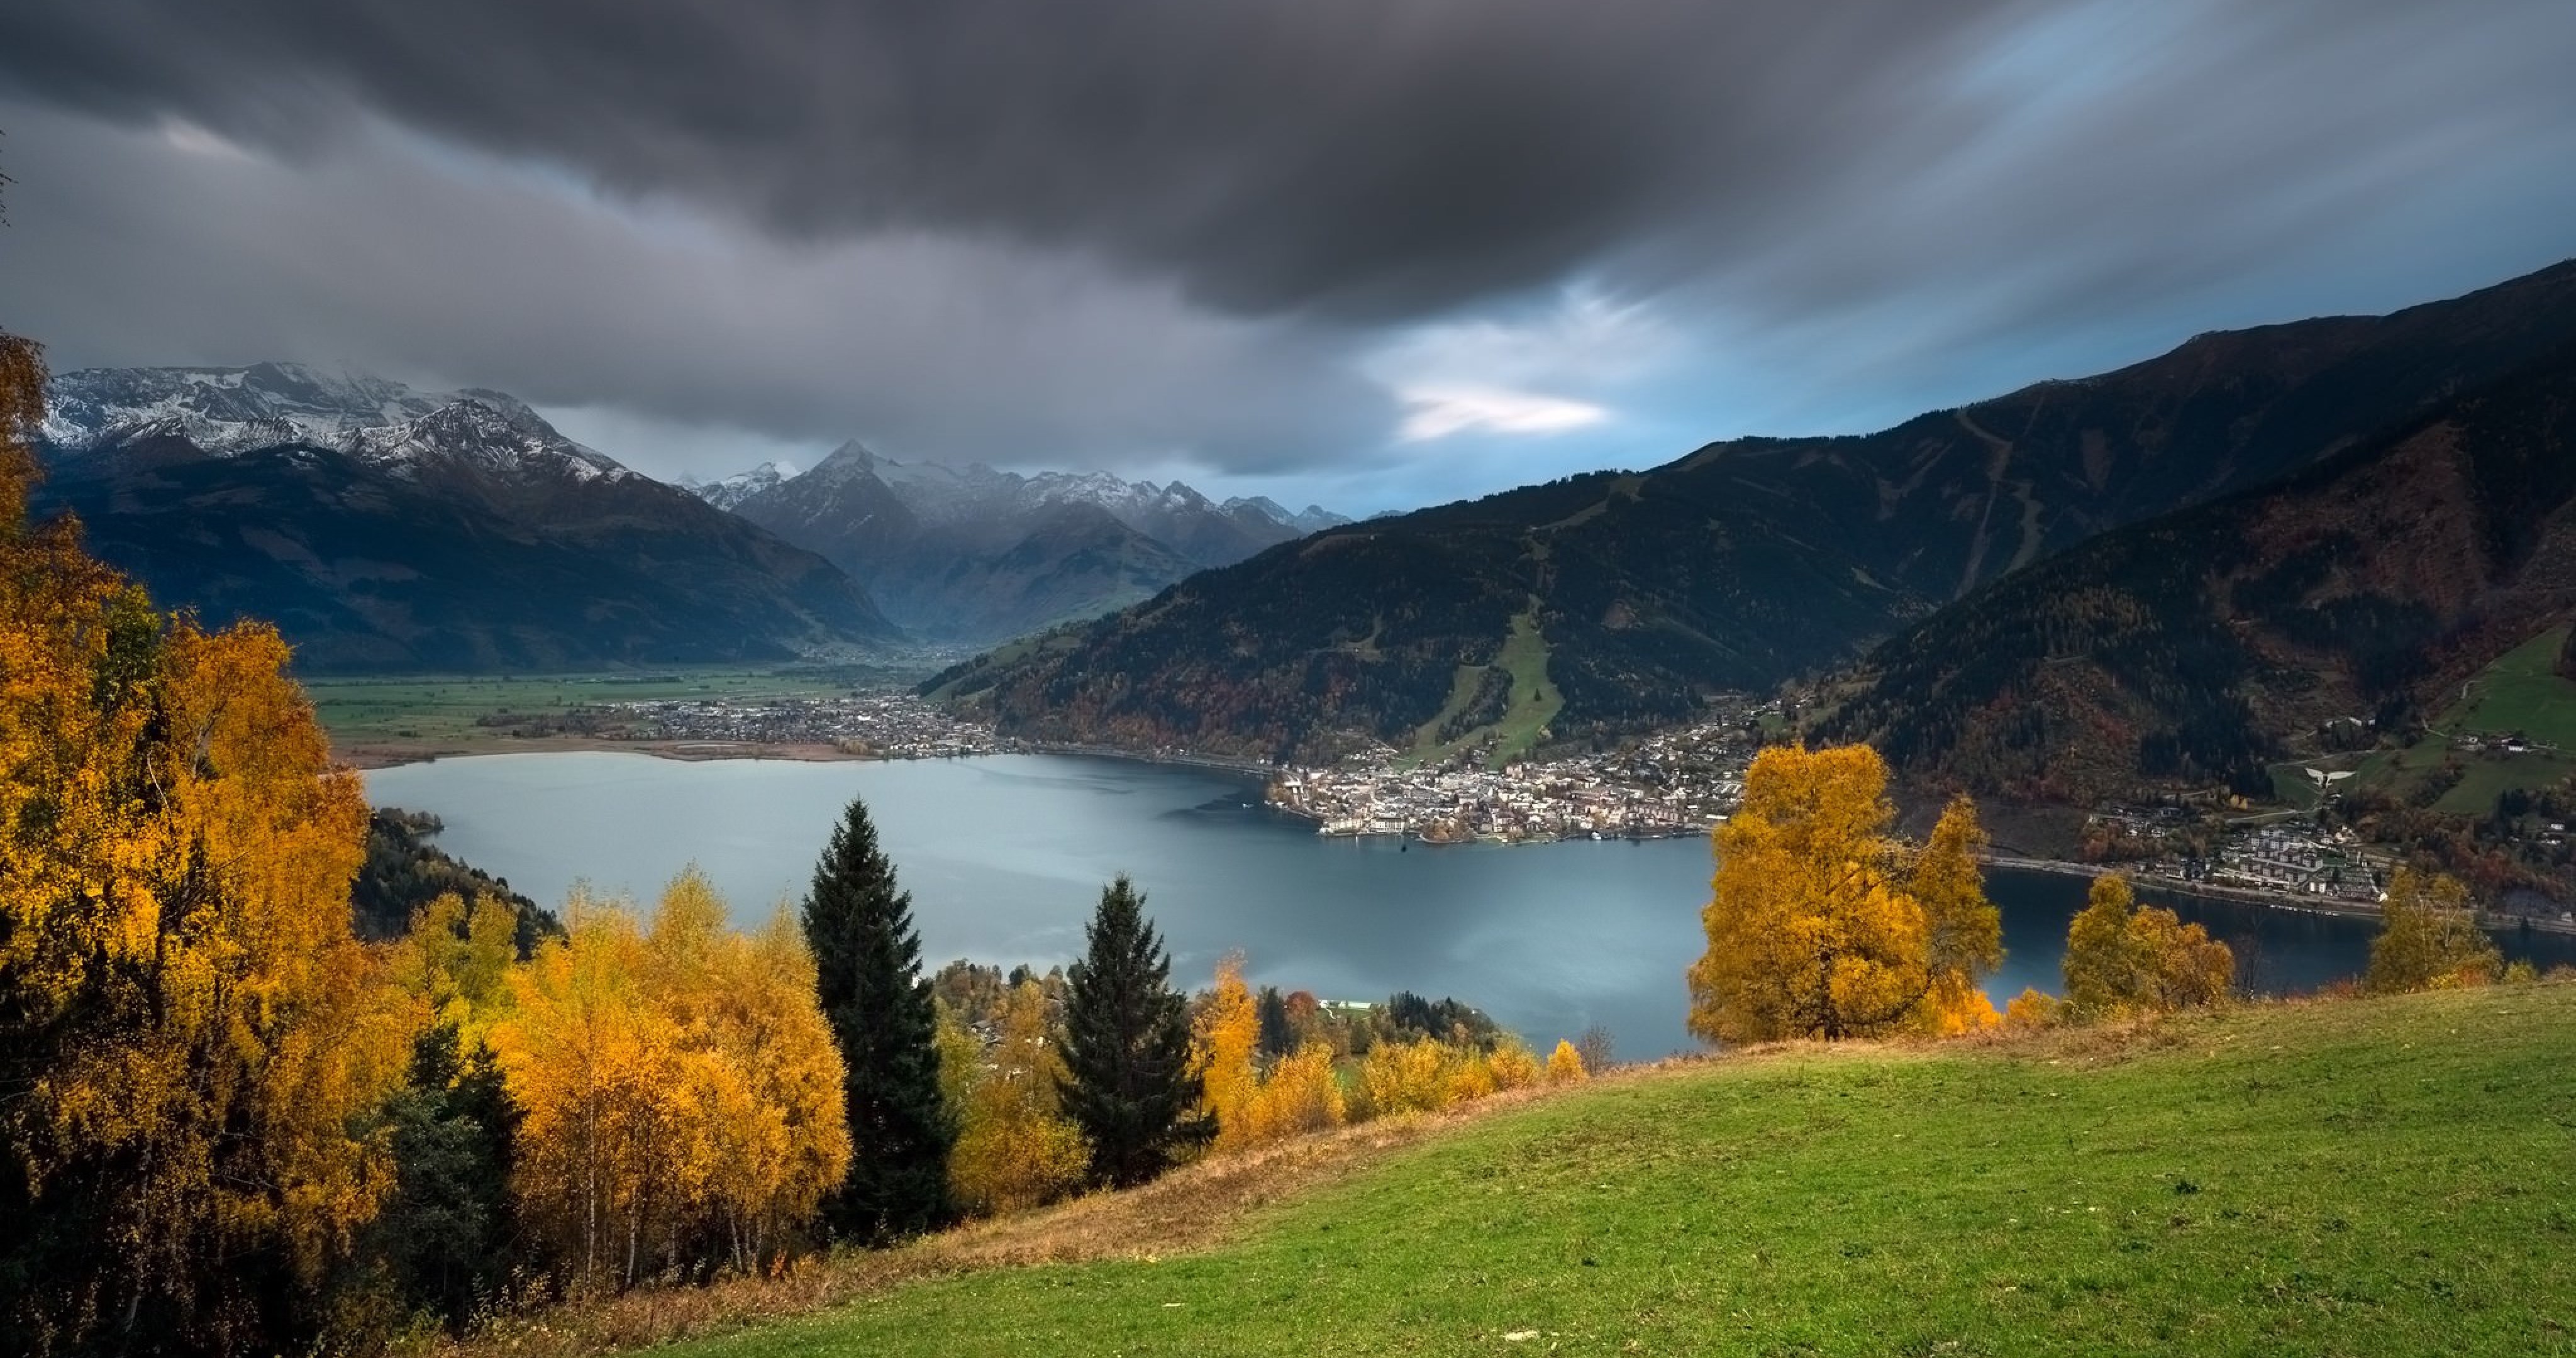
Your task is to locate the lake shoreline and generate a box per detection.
[339,738,2576,941]
[334,732,1278,778]
[1986,853,2576,938]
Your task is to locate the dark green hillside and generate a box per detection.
[1828,337,2576,805]
[638,985,2576,1357]
[936,260,2576,763]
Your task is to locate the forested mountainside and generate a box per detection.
[713,440,1345,641]
[1827,335,2576,804]
[931,261,2576,764]
[37,365,898,670]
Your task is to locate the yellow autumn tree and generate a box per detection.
[674,897,853,1274]
[1546,1039,1589,1083]
[1689,745,2001,1044]
[386,890,523,1031]
[2367,868,2502,993]
[1909,795,2005,1034]
[1191,952,1263,1151]
[2062,873,2235,1021]
[0,331,394,1354]
[498,893,686,1292]
[494,871,848,1290]
[948,978,1090,1217]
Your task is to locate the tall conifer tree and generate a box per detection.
[1058,876,1211,1188]
[801,795,953,1242]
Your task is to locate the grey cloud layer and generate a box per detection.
[4,0,2575,502]
[7,0,2035,317]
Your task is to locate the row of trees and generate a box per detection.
[854,849,1597,1223]
[1694,744,2524,1047]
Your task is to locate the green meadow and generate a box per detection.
[649,985,2576,1358]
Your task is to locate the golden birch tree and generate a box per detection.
[948,979,1089,1217]
[2367,868,2501,993]
[1191,953,1262,1151]
[1689,744,1960,1043]
[1907,795,2005,1034]
[2062,873,2234,1020]
[496,874,850,1289]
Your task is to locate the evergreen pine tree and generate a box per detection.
[369,1023,521,1331]
[1255,985,1293,1061]
[801,795,953,1242]
[1058,876,1213,1188]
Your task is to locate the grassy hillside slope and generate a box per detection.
[645,986,2575,1357]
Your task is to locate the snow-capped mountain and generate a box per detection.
[40,360,462,456]
[32,363,899,670]
[42,362,631,491]
[342,399,628,486]
[691,442,1350,639]
[680,460,798,512]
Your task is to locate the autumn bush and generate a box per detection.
[1241,1043,1348,1142]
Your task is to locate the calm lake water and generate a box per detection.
[365,751,2576,1057]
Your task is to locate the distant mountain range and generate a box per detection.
[931,260,2576,770]
[34,363,899,671]
[698,441,1347,641]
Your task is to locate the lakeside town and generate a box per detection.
[469,688,2573,928]
[482,690,1006,759]
[1267,718,1760,844]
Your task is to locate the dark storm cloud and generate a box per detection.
[2,0,2573,507]
[3,0,2038,318]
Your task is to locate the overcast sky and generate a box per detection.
[4,0,2574,514]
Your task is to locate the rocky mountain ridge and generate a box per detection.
[36,363,898,670]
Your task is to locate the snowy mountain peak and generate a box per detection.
[41,361,469,456]
[39,362,629,487]
[687,460,799,511]
[342,399,628,483]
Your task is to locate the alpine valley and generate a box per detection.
[695,442,1348,641]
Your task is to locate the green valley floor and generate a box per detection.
[635,986,2573,1356]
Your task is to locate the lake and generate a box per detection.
[364,751,2576,1057]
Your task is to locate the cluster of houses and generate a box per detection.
[2088,806,2393,902]
[565,692,1002,759]
[1269,720,1755,844]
